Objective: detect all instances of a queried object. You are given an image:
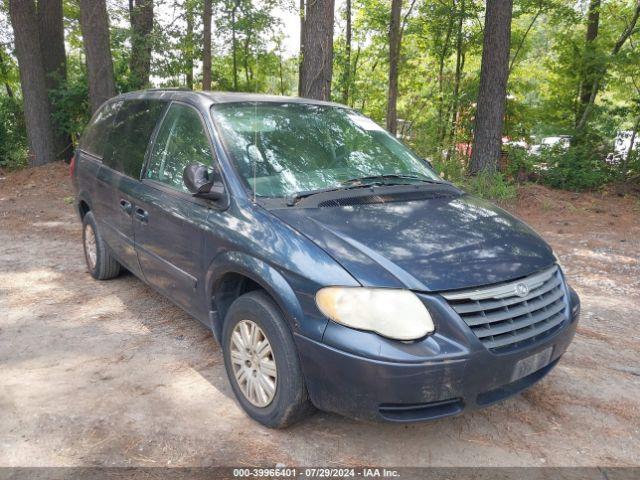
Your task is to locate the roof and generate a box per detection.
[200,91,345,108]
[113,89,346,108]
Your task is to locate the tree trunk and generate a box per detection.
[231,4,238,91]
[578,0,600,122]
[386,0,402,134]
[341,0,352,105]
[128,0,154,89]
[8,0,56,166]
[446,0,465,156]
[278,47,285,95]
[350,45,360,107]
[185,3,194,90]
[79,0,116,113]
[621,116,639,176]
[628,119,639,159]
[37,0,72,160]
[243,31,251,87]
[469,0,513,174]
[298,0,305,96]
[0,48,15,98]
[202,0,213,90]
[436,3,455,147]
[299,0,335,101]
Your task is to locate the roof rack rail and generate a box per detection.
[145,87,192,92]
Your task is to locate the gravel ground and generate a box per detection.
[1,162,639,467]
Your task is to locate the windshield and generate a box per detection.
[211,102,440,198]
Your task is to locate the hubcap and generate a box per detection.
[84,223,97,270]
[230,320,277,407]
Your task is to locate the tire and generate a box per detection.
[82,211,121,280]
[222,290,314,428]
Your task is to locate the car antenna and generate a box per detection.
[253,101,257,203]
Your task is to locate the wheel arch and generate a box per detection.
[206,251,305,343]
[76,191,93,220]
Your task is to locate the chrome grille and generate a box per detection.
[442,266,568,352]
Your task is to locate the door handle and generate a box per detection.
[134,207,148,223]
[119,199,132,215]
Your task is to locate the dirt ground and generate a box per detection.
[1,162,639,468]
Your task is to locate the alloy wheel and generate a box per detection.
[84,223,97,270]
[230,319,278,407]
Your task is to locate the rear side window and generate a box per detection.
[103,100,166,178]
[80,101,122,158]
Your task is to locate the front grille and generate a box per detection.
[442,265,568,352]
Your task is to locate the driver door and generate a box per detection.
[132,102,217,317]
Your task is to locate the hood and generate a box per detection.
[271,193,556,292]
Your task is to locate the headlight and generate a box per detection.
[315,287,434,340]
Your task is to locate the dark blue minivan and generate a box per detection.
[72,90,580,428]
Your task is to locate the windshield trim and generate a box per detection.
[261,183,463,210]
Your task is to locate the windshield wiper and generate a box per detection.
[340,174,443,186]
[285,183,376,206]
[285,175,446,206]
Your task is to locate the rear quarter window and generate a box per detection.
[80,101,122,158]
[103,99,167,178]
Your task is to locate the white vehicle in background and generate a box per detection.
[529,135,572,156]
[504,138,528,149]
[606,131,638,164]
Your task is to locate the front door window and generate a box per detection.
[146,103,214,192]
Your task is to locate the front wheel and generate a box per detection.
[222,290,314,428]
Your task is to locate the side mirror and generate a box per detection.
[183,163,225,201]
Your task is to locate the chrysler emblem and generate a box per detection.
[515,283,529,297]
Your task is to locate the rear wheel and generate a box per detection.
[222,290,314,428]
[82,211,121,280]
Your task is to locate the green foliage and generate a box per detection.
[431,153,518,202]
[462,171,519,202]
[622,149,640,179]
[504,145,536,181]
[542,148,609,190]
[0,95,27,170]
[431,154,466,184]
[48,65,91,144]
[537,143,611,190]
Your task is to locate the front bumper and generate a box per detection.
[295,288,580,422]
